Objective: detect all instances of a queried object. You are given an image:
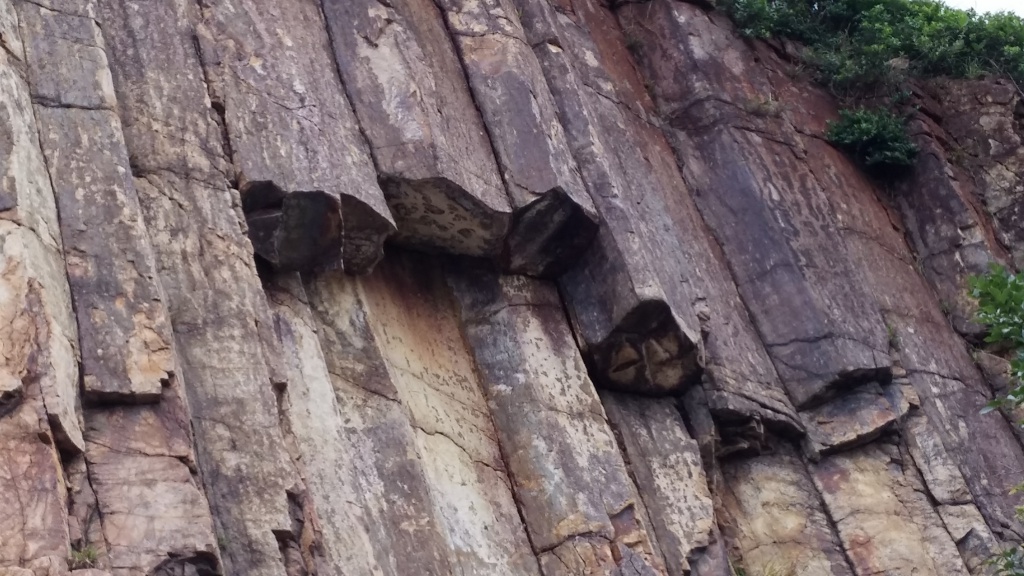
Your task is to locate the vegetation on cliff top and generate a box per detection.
[722,0,1024,174]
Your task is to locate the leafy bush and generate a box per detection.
[970,265,1024,412]
[826,108,918,171]
[721,0,1024,92]
[971,265,1024,573]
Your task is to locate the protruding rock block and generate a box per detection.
[449,267,664,575]
[322,0,513,258]
[434,0,599,277]
[193,0,395,273]
[18,0,174,403]
[800,381,915,457]
[620,0,892,409]
[811,442,972,575]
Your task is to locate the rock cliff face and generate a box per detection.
[1,0,1023,575]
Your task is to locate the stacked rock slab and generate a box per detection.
[321,0,513,258]
[193,0,395,273]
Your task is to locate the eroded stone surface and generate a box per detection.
[811,441,971,576]
[19,0,173,403]
[359,254,537,576]
[194,0,395,273]
[434,0,599,277]
[304,270,455,576]
[449,268,663,575]
[718,446,853,576]
[621,0,892,409]
[323,0,512,258]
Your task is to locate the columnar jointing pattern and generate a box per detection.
[1,0,1024,575]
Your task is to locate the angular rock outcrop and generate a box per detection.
[434,0,600,277]
[322,0,513,258]
[193,0,396,273]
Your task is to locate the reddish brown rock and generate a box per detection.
[434,0,599,277]
[193,0,395,273]
[322,0,513,258]
[620,0,892,409]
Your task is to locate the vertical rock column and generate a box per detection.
[0,0,80,570]
[193,0,395,273]
[448,268,666,575]
[91,0,316,574]
[15,2,222,574]
[434,0,600,277]
[355,254,539,576]
[321,0,513,258]
[304,269,455,576]
[512,0,800,432]
[619,0,893,410]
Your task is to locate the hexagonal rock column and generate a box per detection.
[619,0,892,410]
[193,0,396,274]
[322,0,513,258]
[434,0,600,278]
[18,0,175,404]
[448,266,666,576]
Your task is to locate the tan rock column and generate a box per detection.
[448,267,665,575]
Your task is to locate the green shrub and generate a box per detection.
[971,265,1024,573]
[826,108,918,172]
[721,0,1024,92]
[970,265,1024,411]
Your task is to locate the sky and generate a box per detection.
[941,0,1024,16]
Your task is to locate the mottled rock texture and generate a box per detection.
[2,0,1024,575]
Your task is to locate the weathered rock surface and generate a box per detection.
[434,0,600,277]
[19,0,174,404]
[322,0,512,258]
[450,268,663,575]
[194,0,395,273]
[621,0,893,410]
[3,1,1024,575]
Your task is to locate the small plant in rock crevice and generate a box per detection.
[69,545,99,570]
